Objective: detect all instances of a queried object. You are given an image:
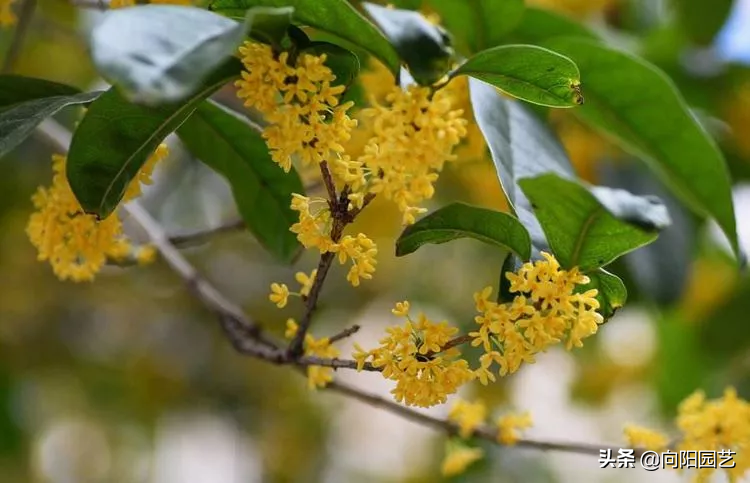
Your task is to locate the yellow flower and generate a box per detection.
[496,411,533,445]
[26,152,162,282]
[623,425,669,452]
[0,0,17,26]
[471,252,603,379]
[441,441,484,477]
[135,245,157,265]
[448,399,487,439]
[391,301,410,317]
[357,84,467,225]
[675,387,750,482]
[284,318,340,389]
[123,143,168,202]
[353,302,474,407]
[295,269,317,297]
[109,0,135,8]
[269,283,290,308]
[331,233,377,287]
[235,42,358,177]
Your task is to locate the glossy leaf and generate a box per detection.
[363,2,453,85]
[469,77,574,255]
[0,88,100,159]
[396,202,531,259]
[425,0,524,53]
[90,5,264,104]
[582,269,627,320]
[454,45,583,107]
[602,161,695,305]
[545,38,739,259]
[519,173,667,271]
[0,75,80,108]
[177,101,302,262]
[67,60,242,218]
[208,0,401,76]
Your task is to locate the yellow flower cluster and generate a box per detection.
[0,0,16,27]
[496,411,533,445]
[26,148,166,282]
[624,387,750,482]
[357,85,468,224]
[678,387,750,482]
[235,42,357,174]
[448,398,487,439]
[352,301,474,407]
[471,252,602,382]
[441,441,484,477]
[623,424,669,452]
[290,195,377,287]
[442,399,532,476]
[268,269,318,308]
[285,319,339,390]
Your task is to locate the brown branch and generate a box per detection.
[70,0,107,9]
[124,202,280,350]
[2,0,37,74]
[325,379,638,457]
[328,324,361,343]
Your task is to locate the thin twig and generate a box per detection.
[168,219,246,247]
[324,379,633,457]
[328,324,361,343]
[2,0,37,74]
[70,0,107,9]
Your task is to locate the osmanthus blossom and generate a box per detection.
[26,146,166,282]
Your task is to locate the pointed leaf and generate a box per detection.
[363,2,453,84]
[519,173,668,271]
[545,38,739,259]
[396,202,531,259]
[454,45,582,107]
[428,0,524,53]
[0,75,80,108]
[67,59,242,218]
[0,89,100,159]
[208,0,401,77]
[90,5,268,104]
[469,77,574,254]
[177,101,302,262]
[583,269,627,320]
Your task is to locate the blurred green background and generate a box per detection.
[2,0,750,481]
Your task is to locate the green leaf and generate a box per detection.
[0,75,80,108]
[545,38,739,259]
[454,45,583,107]
[428,0,525,53]
[508,7,597,44]
[208,0,401,77]
[90,5,264,105]
[300,42,360,88]
[519,173,667,271]
[673,0,734,45]
[177,101,302,262]
[363,2,453,85]
[395,202,531,259]
[469,77,574,253]
[0,90,100,159]
[245,6,295,48]
[582,269,627,320]
[67,59,242,218]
